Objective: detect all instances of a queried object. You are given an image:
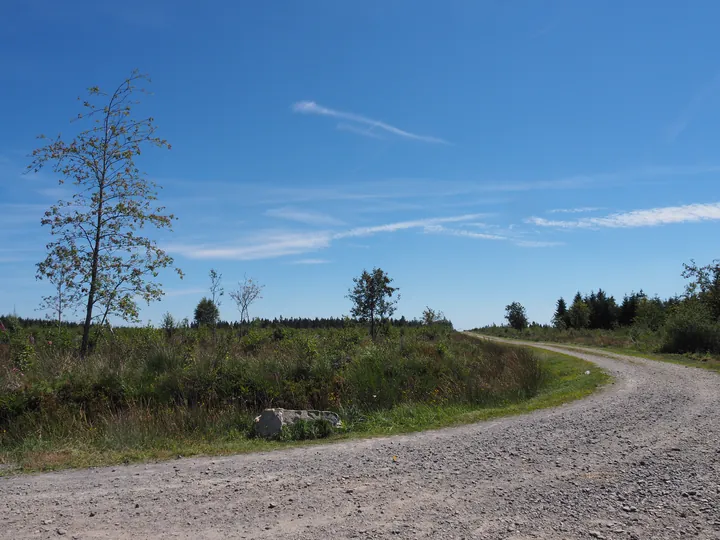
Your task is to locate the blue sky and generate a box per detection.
[1,0,719,329]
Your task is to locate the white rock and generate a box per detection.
[254,408,342,439]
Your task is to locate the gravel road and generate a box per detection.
[1,342,719,540]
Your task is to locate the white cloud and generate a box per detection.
[333,214,483,239]
[423,224,506,241]
[265,207,345,226]
[290,259,331,265]
[424,224,561,248]
[172,164,720,210]
[166,231,332,261]
[547,207,603,214]
[167,214,484,260]
[336,122,385,140]
[292,101,449,144]
[527,202,720,229]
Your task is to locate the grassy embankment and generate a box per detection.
[0,326,608,474]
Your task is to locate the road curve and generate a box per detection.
[1,342,719,539]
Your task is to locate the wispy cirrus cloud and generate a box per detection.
[667,74,720,142]
[423,224,506,241]
[290,259,331,265]
[527,202,720,229]
[424,224,562,248]
[292,101,449,144]
[265,207,345,226]
[336,122,386,140]
[167,214,484,260]
[168,164,720,209]
[333,214,483,239]
[166,231,332,261]
[547,207,603,214]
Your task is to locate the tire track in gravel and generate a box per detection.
[1,340,718,539]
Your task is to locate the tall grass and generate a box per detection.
[0,327,543,460]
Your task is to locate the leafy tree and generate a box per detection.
[682,259,720,320]
[347,268,399,340]
[229,275,264,325]
[29,71,181,356]
[194,297,219,327]
[161,311,175,339]
[36,245,77,329]
[552,297,569,329]
[422,306,446,325]
[505,302,528,331]
[633,296,666,331]
[568,293,590,329]
[662,298,720,354]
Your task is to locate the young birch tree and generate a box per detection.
[230,275,264,326]
[29,71,182,356]
[37,245,78,329]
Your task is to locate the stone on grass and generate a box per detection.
[254,408,342,439]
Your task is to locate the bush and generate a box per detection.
[662,301,720,354]
[280,419,335,441]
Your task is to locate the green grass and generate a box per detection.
[473,327,720,374]
[0,344,609,475]
[588,345,720,373]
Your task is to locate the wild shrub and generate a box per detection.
[279,419,334,441]
[662,300,720,354]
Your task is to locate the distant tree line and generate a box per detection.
[550,289,681,331]
[500,259,720,354]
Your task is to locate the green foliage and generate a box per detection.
[504,302,528,331]
[279,419,334,441]
[682,259,720,320]
[552,298,569,329]
[568,293,590,329]
[662,300,720,354]
[161,312,175,339]
[585,289,619,330]
[633,297,666,332]
[347,268,399,340]
[194,298,219,328]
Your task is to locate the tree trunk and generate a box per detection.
[80,187,105,357]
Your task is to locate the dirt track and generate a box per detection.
[1,342,719,539]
